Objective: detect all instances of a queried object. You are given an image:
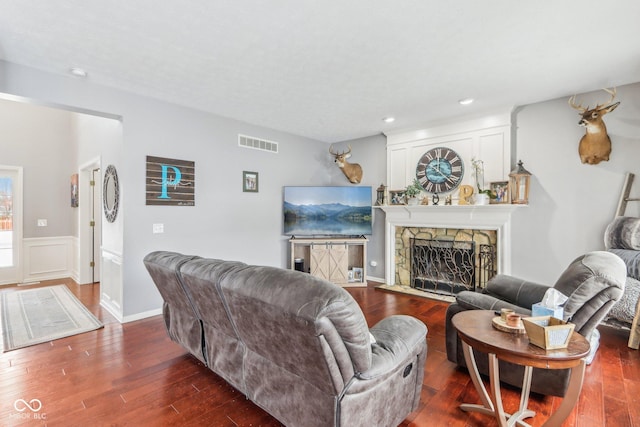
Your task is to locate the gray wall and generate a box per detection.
[0,100,76,238]
[330,134,387,280]
[0,60,329,317]
[2,58,639,315]
[510,83,640,283]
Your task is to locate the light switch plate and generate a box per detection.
[153,223,164,234]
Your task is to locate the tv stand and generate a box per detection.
[289,236,368,287]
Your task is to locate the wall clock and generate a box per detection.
[416,147,464,193]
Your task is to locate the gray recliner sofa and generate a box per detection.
[144,251,428,427]
[445,251,626,397]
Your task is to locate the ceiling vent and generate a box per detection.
[238,134,279,154]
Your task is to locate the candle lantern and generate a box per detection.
[376,183,387,206]
[508,160,532,204]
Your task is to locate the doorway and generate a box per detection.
[79,159,102,284]
[0,166,23,285]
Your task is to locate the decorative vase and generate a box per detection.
[475,193,489,205]
[407,196,419,206]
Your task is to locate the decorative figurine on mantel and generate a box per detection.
[376,183,387,206]
[458,185,474,205]
[509,160,532,204]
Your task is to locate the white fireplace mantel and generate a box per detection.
[376,204,524,285]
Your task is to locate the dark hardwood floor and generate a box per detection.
[1,278,638,426]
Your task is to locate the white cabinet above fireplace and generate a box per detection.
[383,111,513,199]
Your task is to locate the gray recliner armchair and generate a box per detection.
[445,250,626,397]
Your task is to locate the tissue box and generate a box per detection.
[531,302,563,319]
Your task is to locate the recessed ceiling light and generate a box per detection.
[458,98,474,105]
[69,67,88,78]
[382,117,395,123]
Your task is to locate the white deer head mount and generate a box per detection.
[329,144,363,184]
[569,87,620,165]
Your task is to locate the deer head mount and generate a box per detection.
[569,87,620,165]
[329,144,363,184]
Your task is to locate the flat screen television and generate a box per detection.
[283,186,372,236]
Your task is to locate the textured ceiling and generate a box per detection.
[0,0,639,143]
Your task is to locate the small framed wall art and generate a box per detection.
[70,173,79,207]
[146,156,195,206]
[243,171,259,192]
[490,181,509,204]
[389,190,406,205]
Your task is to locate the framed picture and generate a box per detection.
[146,155,195,206]
[70,173,79,207]
[389,190,406,205]
[243,171,259,192]
[352,267,364,282]
[490,181,509,204]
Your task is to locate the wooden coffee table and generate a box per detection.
[452,310,590,427]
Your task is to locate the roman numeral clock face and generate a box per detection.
[416,147,464,193]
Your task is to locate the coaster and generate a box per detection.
[492,316,526,334]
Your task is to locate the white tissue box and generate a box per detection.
[531,302,563,319]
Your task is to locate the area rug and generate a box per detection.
[1,285,103,352]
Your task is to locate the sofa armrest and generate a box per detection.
[358,315,427,380]
[483,274,551,309]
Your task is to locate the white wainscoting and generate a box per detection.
[22,236,75,283]
[100,249,124,322]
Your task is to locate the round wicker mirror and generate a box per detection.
[103,164,120,223]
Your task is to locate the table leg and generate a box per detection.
[542,360,586,427]
[488,353,508,427]
[460,341,495,415]
[508,365,536,426]
[460,342,535,427]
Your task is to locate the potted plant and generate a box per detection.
[471,159,496,205]
[405,178,423,205]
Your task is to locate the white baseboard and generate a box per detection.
[122,307,162,324]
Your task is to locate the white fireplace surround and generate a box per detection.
[378,205,522,286]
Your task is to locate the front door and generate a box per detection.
[0,166,23,285]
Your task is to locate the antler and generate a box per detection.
[596,87,617,109]
[568,94,587,112]
[329,145,352,156]
[569,87,617,112]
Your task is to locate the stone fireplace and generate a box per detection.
[395,227,497,295]
[379,205,520,294]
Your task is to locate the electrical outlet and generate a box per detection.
[153,223,164,234]
[37,219,47,227]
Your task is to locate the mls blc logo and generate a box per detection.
[12,398,46,420]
